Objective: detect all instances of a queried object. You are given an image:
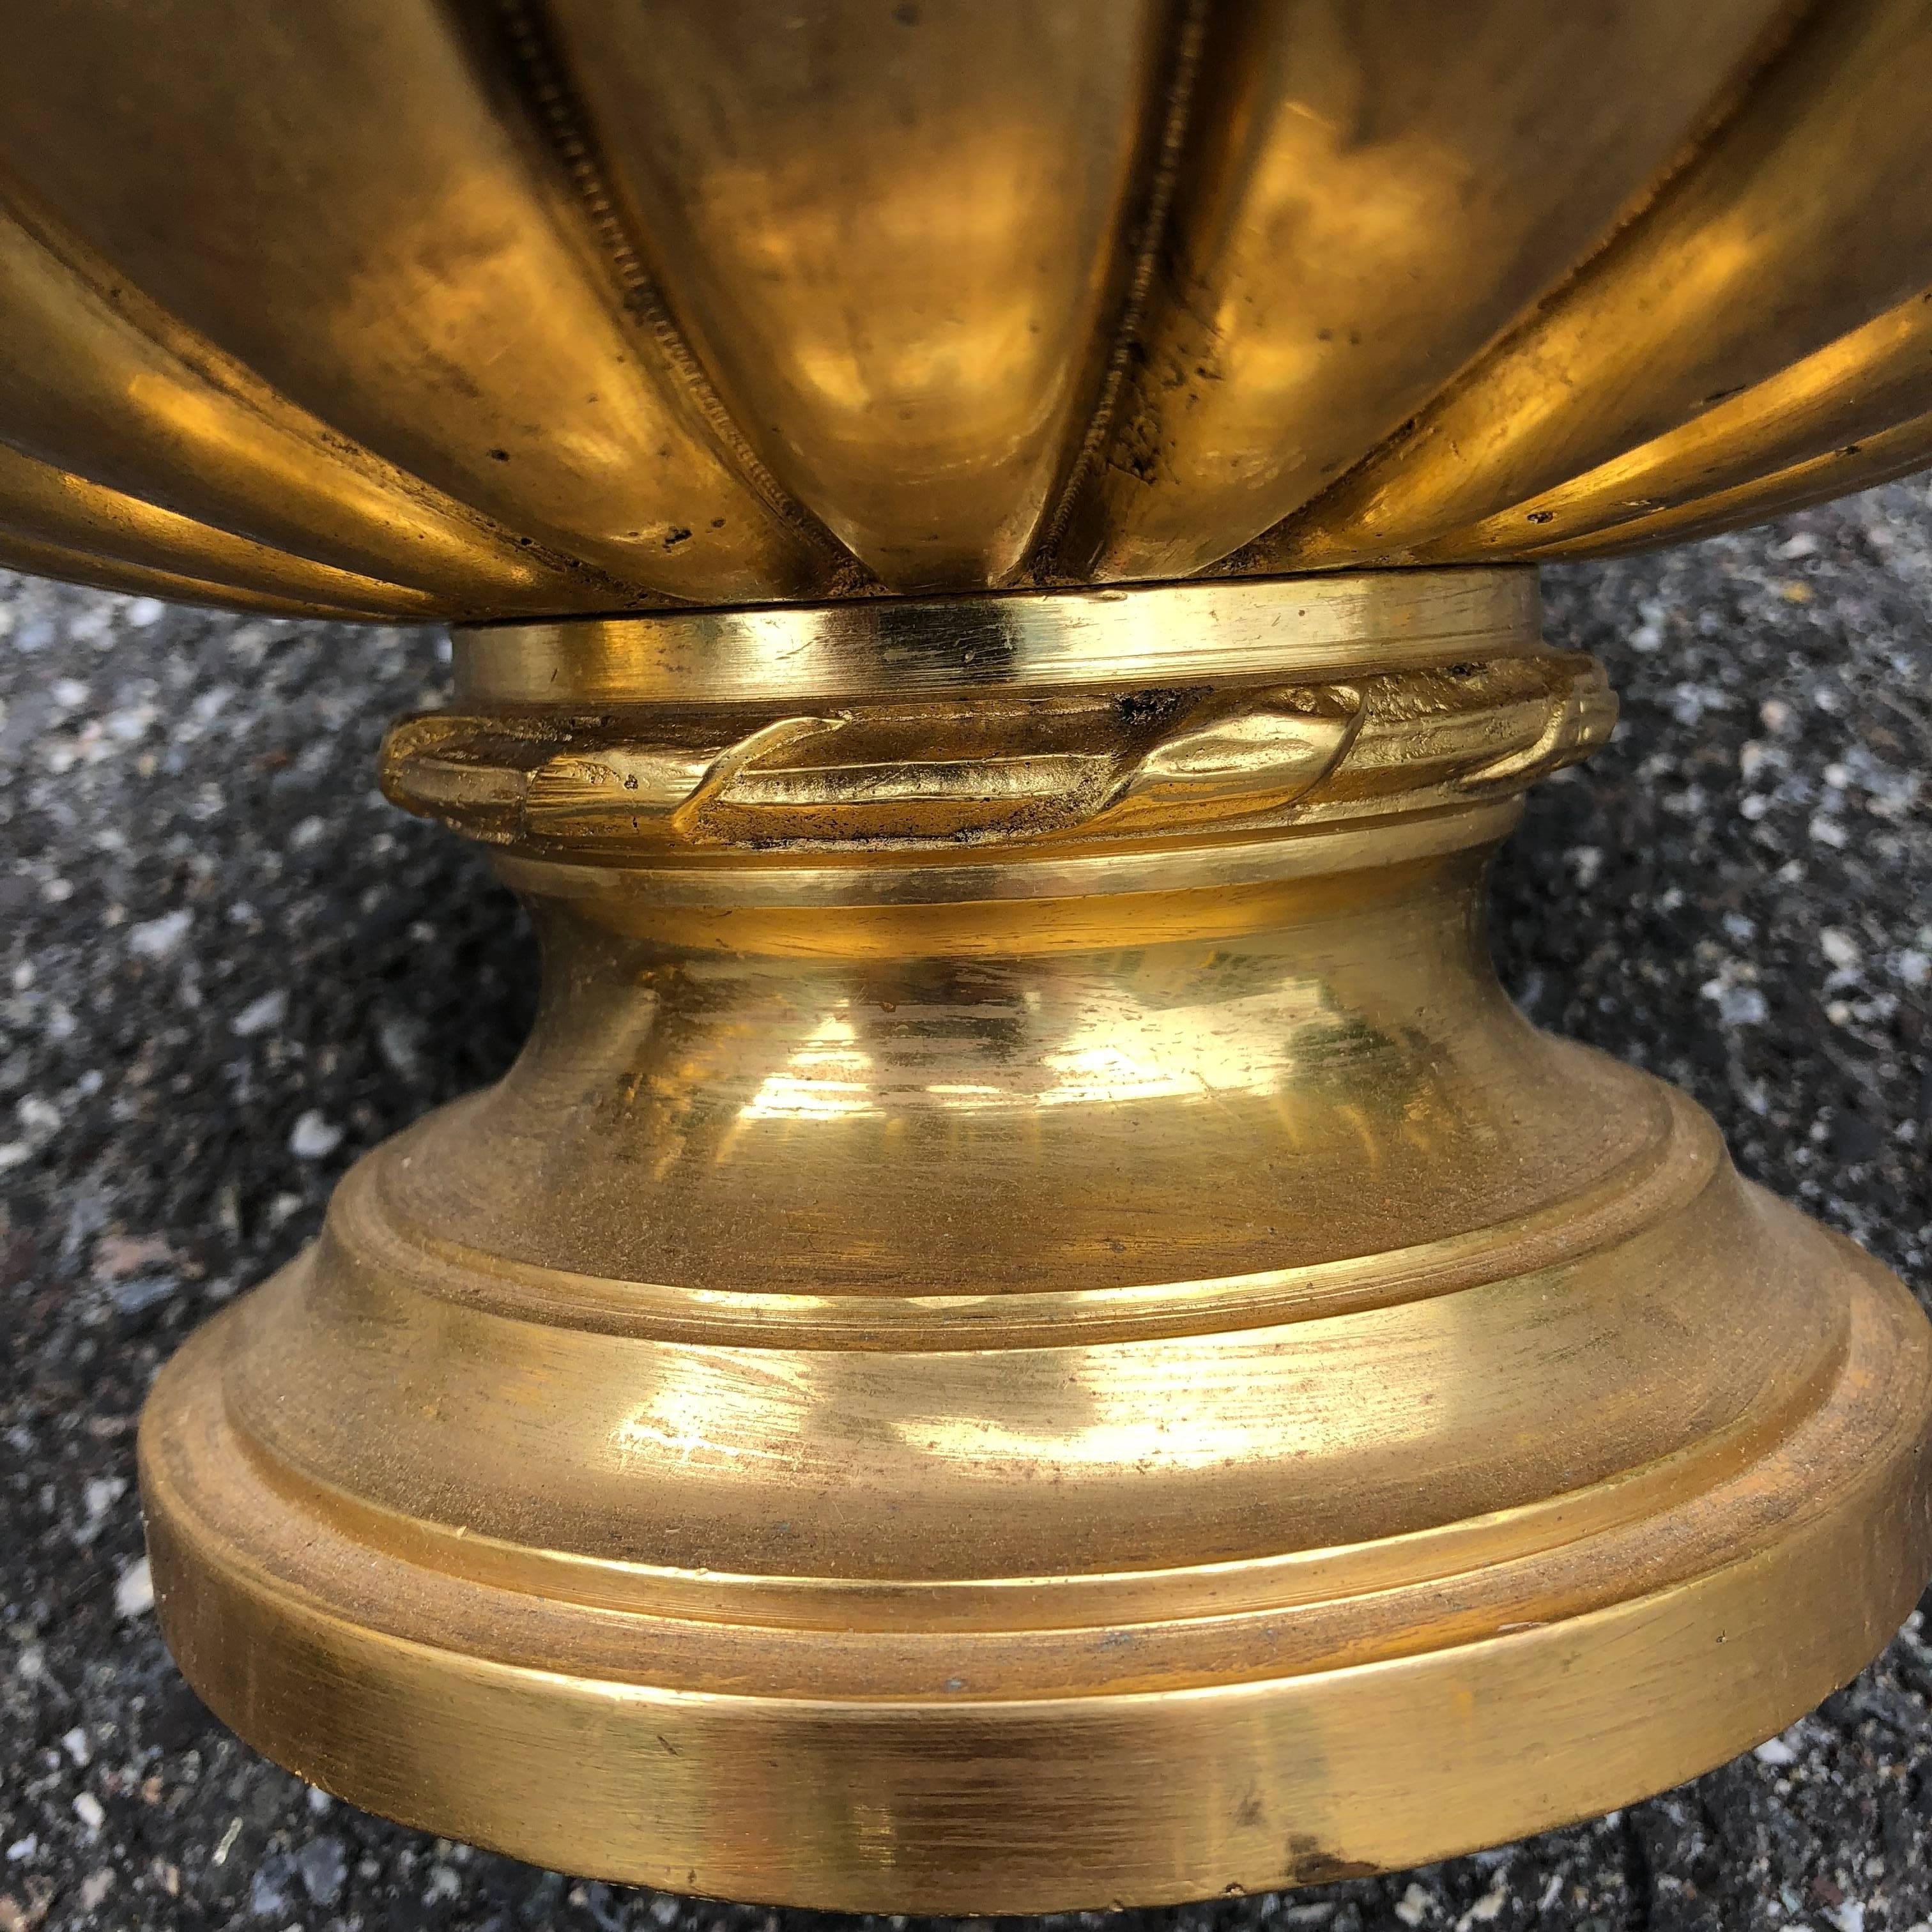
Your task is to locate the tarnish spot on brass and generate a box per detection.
[1281,1837,1379,1885]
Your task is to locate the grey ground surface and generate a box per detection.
[3,480,1931,1932]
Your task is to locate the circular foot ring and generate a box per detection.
[141,1225,1932,1913]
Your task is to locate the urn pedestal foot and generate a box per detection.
[139,572,1932,1912]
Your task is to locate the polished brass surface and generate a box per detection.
[5,1,1932,611]
[141,576,1932,1909]
[6,0,1928,1908]
[1441,288,1932,562]
[1251,0,1932,571]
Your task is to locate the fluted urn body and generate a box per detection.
[7,0,1932,1910]
[3,0,1931,615]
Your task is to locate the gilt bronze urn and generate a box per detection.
[6,0,1932,1910]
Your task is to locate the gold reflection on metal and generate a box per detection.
[1055,0,1798,579]
[545,0,1171,589]
[1250,0,1932,571]
[1432,285,1932,560]
[141,575,1932,1911]
[0,0,1924,1910]
[4,2,1932,607]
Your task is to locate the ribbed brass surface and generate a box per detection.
[139,574,1932,1908]
[4,1,1932,615]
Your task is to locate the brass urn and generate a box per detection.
[6,0,1932,1911]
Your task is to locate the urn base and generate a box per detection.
[137,572,1932,1910]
